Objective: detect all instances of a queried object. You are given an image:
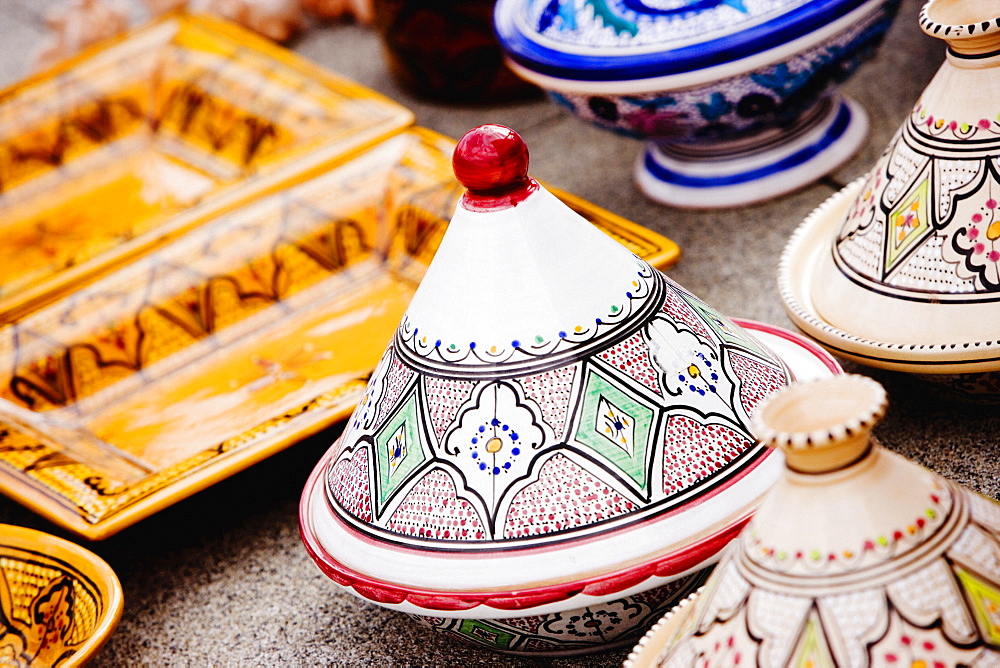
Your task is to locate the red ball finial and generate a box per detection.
[453,124,531,193]
[453,125,538,211]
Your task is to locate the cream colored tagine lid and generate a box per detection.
[299,125,844,619]
[630,373,1000,667]
[780,0,1000,373]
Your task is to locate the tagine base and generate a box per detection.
[779,179,1000,397]
[635,96,868,209]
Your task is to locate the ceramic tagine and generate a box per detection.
[299,125,842,656]
[780,0,1000,399]
[494,0,901,208]
[626,373,1000,667]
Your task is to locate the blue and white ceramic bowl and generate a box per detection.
[495,0,902,207]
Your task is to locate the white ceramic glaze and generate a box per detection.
[299,125,841,655]
[629,373,1000,666]
[781,0,1000,391]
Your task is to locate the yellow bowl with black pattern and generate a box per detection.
[0,524,123,666]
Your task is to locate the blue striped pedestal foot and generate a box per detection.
[635,96,868,209]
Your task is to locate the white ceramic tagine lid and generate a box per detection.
[628,373,1000,667]
[299,125,840,618]
[494,0,887,89]
[781,0,1000,374]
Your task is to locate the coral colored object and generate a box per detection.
[32,0,130,72]
[780,0,1000,397]
[146,0,305,42]
[627,374,1000,666]
[299,125,841,655]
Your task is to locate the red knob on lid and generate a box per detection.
[453,125,538,211]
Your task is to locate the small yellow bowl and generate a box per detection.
[0,524,123,666]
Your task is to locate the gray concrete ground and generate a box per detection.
[1,0,998,665]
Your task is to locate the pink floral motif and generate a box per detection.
[623,109,689,138]
[954,188,1000,288]
[915,104,1000,140]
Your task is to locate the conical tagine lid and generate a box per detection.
[632,373,1000,666]
[781,0,1000,373]
[300,125,838,616]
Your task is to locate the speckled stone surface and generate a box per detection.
[0,1,998,666]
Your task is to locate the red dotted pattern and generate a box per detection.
[730,352,787,417]
[598,331,661,395]
[629,576,695,606]
[503,455,636,538]
[386,469,486,540]
[662,416,751,496]
[498,615,547,634]
[661,289,711,339]
[328,448,372,522]
[416,616,445,627]
[517,366,577,439]
[374,354,415,428]
[425,376,476,442]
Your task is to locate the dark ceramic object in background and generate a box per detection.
[373,0,539,103]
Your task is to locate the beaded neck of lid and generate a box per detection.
[809,0,1000,349]
[310,125,798,600]
[649,373,1000,666]
[495,0,876,82]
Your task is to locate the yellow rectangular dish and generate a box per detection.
[0,13,413,324]
[0,128,680,540]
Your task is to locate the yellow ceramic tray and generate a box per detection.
[0,523,124,665]
[0,128,679,540]
[0,12,413,325]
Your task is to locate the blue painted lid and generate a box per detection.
[495,0,873,82]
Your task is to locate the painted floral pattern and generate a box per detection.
[546,3,897,144]
[328,271,789,547]
[653,481,1000,667]
[411,569,709,654]
[835,103,1000,297]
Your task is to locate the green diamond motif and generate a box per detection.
[682,293,769,359]
[373,392,428,515]
[789,610,836,668]
[885,177,931,273]
[573,368,655,492]
[956,564,1000,644]
[455,619,516,650]
[595,396,636,457]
